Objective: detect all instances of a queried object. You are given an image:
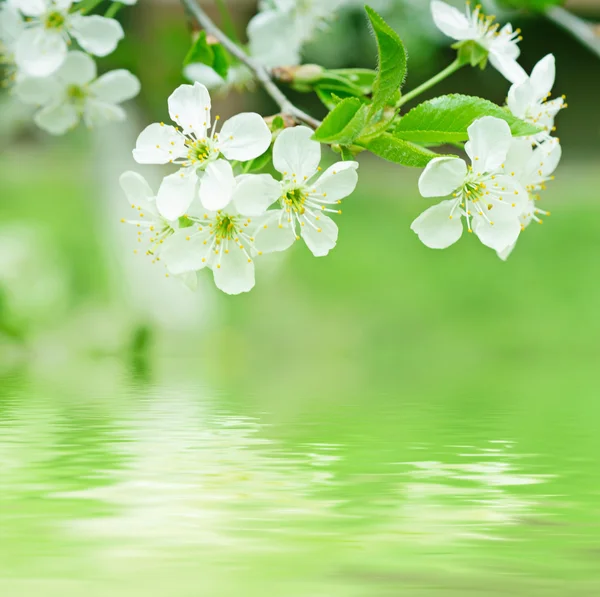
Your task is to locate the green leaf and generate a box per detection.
[394,94,543,144]
[365,5,407,116]
[339,146,355,161]
[184,31,229,79]
[313,98,369,145]
[240,147,273,174]
[326,68,377,95]
[362,133,441,168]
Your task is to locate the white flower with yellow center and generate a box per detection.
[160,161,282,295]
[496,138,561,260]
[253,126,359,257]
[411,116,528,254]
[14,51,140,135]
[10,0,124,77]
[132,82,272,222]
[507,54,565,145]
[119,171,179,262]
[431,0,527,84]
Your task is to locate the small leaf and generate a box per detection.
[184,31,229,79]
[394,94,543,144]
[339,146,355,161]
[362,133,441,168]
[365,5,407,116]
[240,147,273,174]
[313,98,369,145]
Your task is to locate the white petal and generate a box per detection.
[156,170,199,220]
[34,102,79,135]
[119,171,155,214]
[69,15,124,57]
[472,215,521,252]
[430,0,471,40]
[503,138,532,181]
[506,79,535,119]
[418,157,467,198]
[213,244,255,295]
[525,139,561,185]
[497,242,517,261]
[487,175,528,216]
[55,50,97,85]
[199,160,236,211]
[311,161,359,201]
[83,100,126,128]
[89,69,140,103]
[488,48,527,85]
[132,122,186,164]
[232,173,281,216]
[161,229,212,275]
[11,0,46,17]
[247,11,301,68]
[410,199,463,249]
[272,126,320,179]
[301,212,338,257]
[465,116,512,174]
[13,75,61,106]
[15,28,67,77]
[529,54,555,100]
[253,211,296,253]
[183,63,225,90]
[0,4,25,45]
[218,112,271,161]
[177,271,198,291]
[168,82,211,138]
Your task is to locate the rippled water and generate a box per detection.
[1,362,599,597]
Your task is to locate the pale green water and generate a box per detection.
[1,358,599,597]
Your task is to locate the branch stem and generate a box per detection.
[546,6,600,60]
[397,59,464,108]
[180,0,321,129]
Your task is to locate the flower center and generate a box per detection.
[45,11,65,29]
[67,85,87,104]
[283,187,307,214]
[214,213,238,240]
[185,138,213,164]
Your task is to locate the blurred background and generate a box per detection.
[1,1,600,595]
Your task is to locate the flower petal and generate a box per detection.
[89,69,140,103]
[83,100,126,128]
[13,75,61,106]
[488,47,527,85]
[310,161,359,202]
[11,0,47,17]
[232,173,281,216]
[168,82,211,138]
[253,211,295,253]
[15,28,67,77]
[272,126,320,179]
[69,15,124,57]
[497,242,517,261]
[247,10,301,68]
[34,102,79,135]
[183,63,225,90]
[199,159,236,211]
[218,112,271,161]
[506,79,535,119]
[132,122,186,164]
[472,215,521,252]
[213,244,255,295]
[301,212,338,257]
[465,116,512,174]
[430,0,471,40]
[524,139,561,186]
[56,50,96,85]
[161,229,212,275]
[529,54,555,100]
[410,199,463,249]
[418,157,467,198]
[156,170,199,220]
[119,170,156,214]
[502,138,532,181]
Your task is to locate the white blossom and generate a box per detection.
[119,170,180,262]
[411,116,528,254]
[160,161,282,295]
[430,0,527,84]
[183,63,253,95]
[496,138,561,260]
[132,82,272,222]
[254,126,359,258]
[0,2,25,74]
[507,54,565,144]
[14,51,140,135]
[10,0,124,77]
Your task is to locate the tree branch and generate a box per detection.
[180,0,322,129]
[546,6,600,60]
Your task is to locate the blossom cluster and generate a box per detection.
[411,1,564,258]
[0,0,139,135]
[121,83,359,295]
